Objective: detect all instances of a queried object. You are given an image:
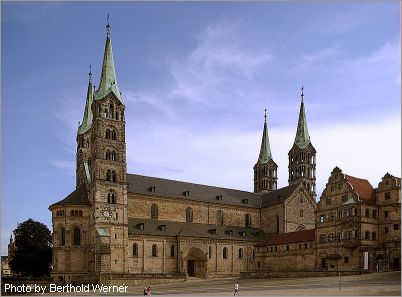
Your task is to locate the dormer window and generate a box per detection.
[208,229,216,235]
[239,231,246,237]
[137,223,145,230]
[216,195,223,201]
[225,230,233,236]
[149,186,156,193]
[158,225,166,231]
[242,199,248,204]
[183,191,190,197]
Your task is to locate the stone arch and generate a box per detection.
[296,224,306,231]
[184,247,208,278]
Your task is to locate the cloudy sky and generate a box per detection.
[2,1,400,254]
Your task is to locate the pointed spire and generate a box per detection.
[9,233,13,244]
[78,66,94,134]
[257,108,273,164]
[94,15,123,104]
[293,86,311,149]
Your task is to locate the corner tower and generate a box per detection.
[88,19,129,275]
[288,87,316,197]
[254,109,278,193]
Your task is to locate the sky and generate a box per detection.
[1,1,400,255]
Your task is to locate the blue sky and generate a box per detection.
[1,1,400,254]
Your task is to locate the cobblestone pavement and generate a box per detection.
[126,271,401,296]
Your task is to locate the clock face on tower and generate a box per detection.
[100,207,113,220]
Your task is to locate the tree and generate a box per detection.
[9,219,52,277]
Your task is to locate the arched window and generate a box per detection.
[185,207,193,223]
[106,129,110,139]
[115,111,119,121]
[151,204,158,220]
[105,150,116,161]
[107,191,116,204]
[112,171,116,182]
[61,228,65,246]
[74,210,78,216]
[106,170,111,181]
[152,244,157,257]
[238,248,244,259]
[223,247,228,259]
[73,227,80,246]
[70,210,74,216]
[300,210,303,217]
[170,245,175,257]
[245,214,251,228]
[79,210,83,217]
[216,210,223,225]
[133,243,138,257]
[209,246,212,259]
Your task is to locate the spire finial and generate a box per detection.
[106,14,111,33]
[301,86,304,101]
[89,64,92,82]
[264,108,267,122]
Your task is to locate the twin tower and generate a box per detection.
[253,89,316,197]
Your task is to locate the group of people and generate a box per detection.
[143,285,152,296]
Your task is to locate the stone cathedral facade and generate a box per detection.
[49,24,400,284]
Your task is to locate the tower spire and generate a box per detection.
[258,108,273,164]
[78,67,94,134]
[94,15,123,103]
[293,86,310,149]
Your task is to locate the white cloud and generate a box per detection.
[127,115,401,200]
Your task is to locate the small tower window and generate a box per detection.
[107,191,116,204]
[61,228,65,246]
[73,227,81,246]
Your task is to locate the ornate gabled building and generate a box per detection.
[48,23,317,284]
[315,167,400,272]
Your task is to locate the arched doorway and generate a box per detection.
[185,247,208,278]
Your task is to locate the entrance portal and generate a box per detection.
[185,247,208,278]
[187,260,195,277]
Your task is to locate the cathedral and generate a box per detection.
[49,23,400,284]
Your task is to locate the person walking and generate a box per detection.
[234,281,240,295]
[147,286,152,296]
[143,286,148,296]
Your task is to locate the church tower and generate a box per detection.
[76,67,94,188]
[288,87,316,197]
[254,109,278,193]
[87,19,129,274]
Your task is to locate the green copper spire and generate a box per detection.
[257,109,273,164]
[78,66,94,134]
[94,16,123,103]
[293,86,311,149]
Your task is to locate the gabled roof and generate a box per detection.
[128,218,266,242]
[259,229,315,246]
[260,183,299,208]
[49,185,90,208]
[345,174,375,202]
[127,173,260,208]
